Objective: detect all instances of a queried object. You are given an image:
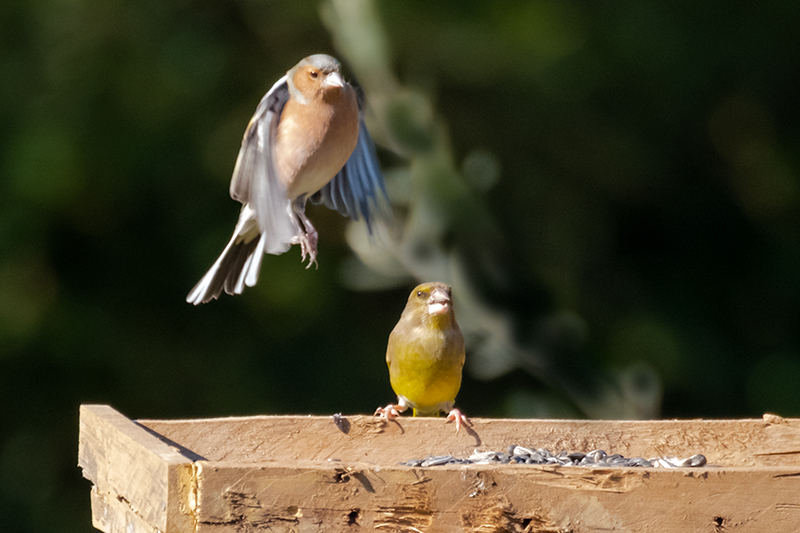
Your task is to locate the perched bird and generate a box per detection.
[376,282,469,432]
[187,54,388,305]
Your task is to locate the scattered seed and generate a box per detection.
[400,445,708,469]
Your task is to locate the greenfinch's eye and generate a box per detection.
[309,70,319,79]
[416,291,426,298]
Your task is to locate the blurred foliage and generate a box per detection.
[1,0,799,531]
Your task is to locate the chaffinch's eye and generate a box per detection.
[309,70,319,79]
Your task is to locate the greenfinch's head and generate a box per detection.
[402,282,457,328]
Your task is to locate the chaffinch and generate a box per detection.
[187,54,388,305]
[375,282,469,433]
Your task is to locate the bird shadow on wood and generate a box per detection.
[460,422,482,447]
[135,422,207,462]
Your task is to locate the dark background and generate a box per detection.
[1,1,799,531]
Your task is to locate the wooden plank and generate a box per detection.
[89,486,164,533]
[189,460,800,533]
[138,414,800,468]
[79,405,196,533]
[81,407,800,532]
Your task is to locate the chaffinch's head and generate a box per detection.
[287,54,347,103]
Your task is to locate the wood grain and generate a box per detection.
[79,405,196,533]
[189,460,800,532]
[138,413,800,467]
[80,406,800,532]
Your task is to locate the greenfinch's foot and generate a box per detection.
[446,408,469,434]
[374,404,405,420]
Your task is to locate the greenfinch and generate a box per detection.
[376,282,469,432]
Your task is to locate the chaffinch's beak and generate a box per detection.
[323,71,345,89]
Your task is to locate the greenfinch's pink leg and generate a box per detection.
[374,404,406,420]
[446,408,469,434]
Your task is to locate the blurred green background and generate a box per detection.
[1,0,799,531]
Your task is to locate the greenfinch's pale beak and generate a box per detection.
[428,287,451,316]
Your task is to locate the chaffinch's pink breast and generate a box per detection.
[275,83,359,199]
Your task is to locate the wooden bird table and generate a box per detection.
[78,404,800,532]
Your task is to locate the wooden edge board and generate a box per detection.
[78,405,196,533]
[89,486,164,533]
[190,460,800,533]
[137,413,800,467]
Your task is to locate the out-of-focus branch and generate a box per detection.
[321,0,661,419]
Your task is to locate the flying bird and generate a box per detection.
[187,54,388,305]
[376,282,469,433]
